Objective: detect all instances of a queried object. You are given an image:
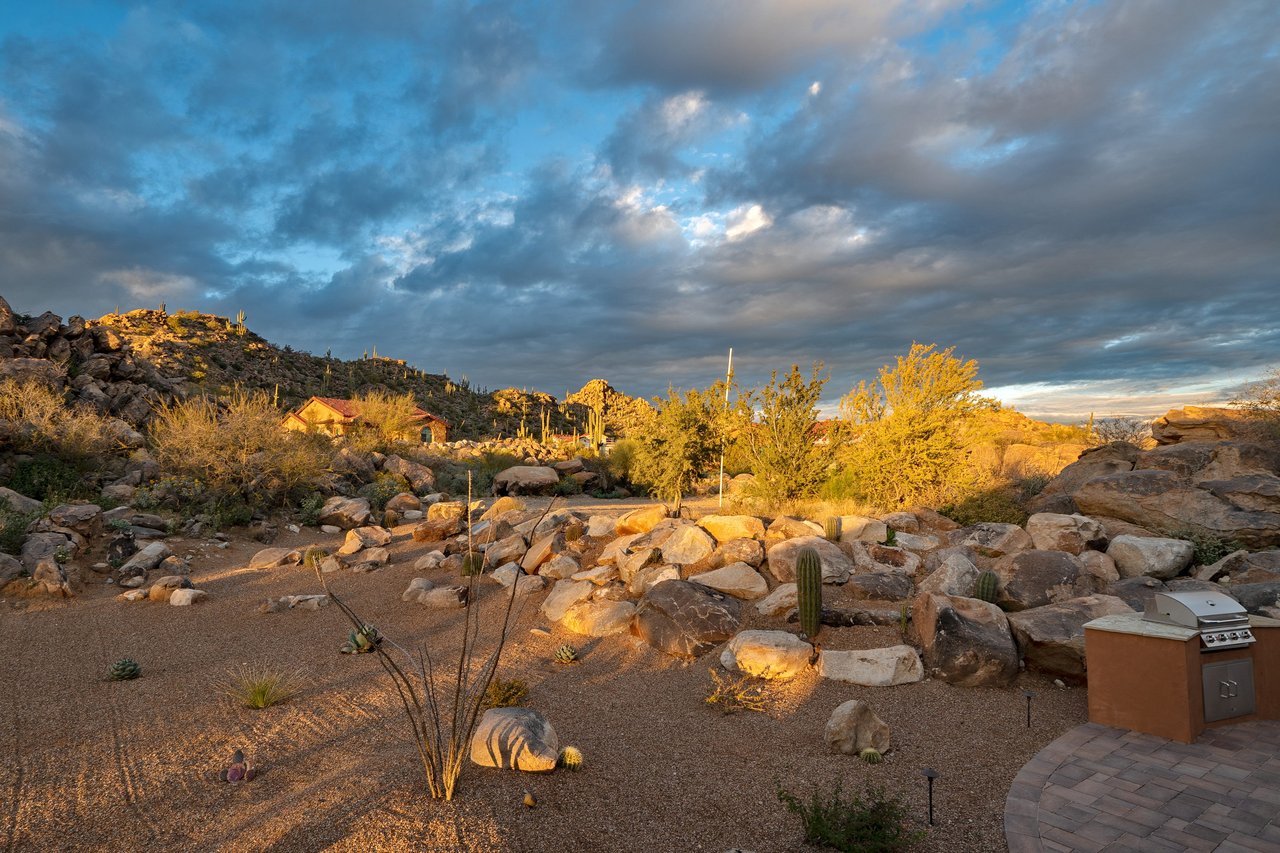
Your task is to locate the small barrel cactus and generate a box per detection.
[859,747,883,765]
[974,570,1000,603]
[558,745,584,771]
[341,624,382,654]
[461,552,483,576]
[823,516,842,542]
[553,644,578,664]
[796,546,823,641]
[108,658,141,681]
[303,546,330,571]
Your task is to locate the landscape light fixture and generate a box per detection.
[1023,689,1036,728]
[921,767,939,826]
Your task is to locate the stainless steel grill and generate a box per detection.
[1143,591,1255,651]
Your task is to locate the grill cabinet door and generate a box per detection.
[1202,659,1256,723]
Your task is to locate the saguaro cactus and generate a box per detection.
[796,546,823,640]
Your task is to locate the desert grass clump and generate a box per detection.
[218,663,301,709]
[705,668,772,715]
[0,377,121,460]
[481,678,529,711]
[777,781,923,852]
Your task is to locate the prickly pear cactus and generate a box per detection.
[558,745,584,771]
[108,658,141,681]
[553,644,578,664]
[859,747,883,765]
[974,570,999,603]
[796,547,823,641]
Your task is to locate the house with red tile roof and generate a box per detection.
[281,396,449,443]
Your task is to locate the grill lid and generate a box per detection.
[1144,591,1248,628]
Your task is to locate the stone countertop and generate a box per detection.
[1084,614,1198,641]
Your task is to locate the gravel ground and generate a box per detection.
[0,502,1087,852]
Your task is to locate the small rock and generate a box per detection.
[824,700,890,755]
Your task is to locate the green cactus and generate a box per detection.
[461,552,484,576]
[558,745,584,771]
[341,624,382,654]
[859,747,883,765]
[882,526,897,546]
[974,570,999,603]
[303,546,330,571]
[823,516,842,542]
[553,644,578,664]
[108,658,141,681]
[796,546,823,641]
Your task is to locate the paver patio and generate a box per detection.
[1005,721,1280,852]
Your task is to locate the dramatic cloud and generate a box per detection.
[1,0,1276,419]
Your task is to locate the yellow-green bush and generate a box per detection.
[0,377,119,459]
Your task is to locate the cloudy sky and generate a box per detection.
[2,1,1277,420]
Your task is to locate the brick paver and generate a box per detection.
[1005,721,1280,852]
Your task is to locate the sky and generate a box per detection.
[1,0,1277,421]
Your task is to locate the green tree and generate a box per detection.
[838,343,992,509]
[630,385,723,514]
[739,363,833,508]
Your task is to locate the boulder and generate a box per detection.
[585,514,615,537]
[893,531,940,552]
[615,505,668,535]
[848,542,922,576]
[118,541,173,575]
[1107,535,1194,580]
[714,537,765,568]
[318,496,372,530]
[402,577,435,601]
[765,536,854,583]
[1025,513,1106,555]
[148,575,192,603]
[20,532,75,571]
[248,547,301,569]
[1198,550,1280,584]
[719,630,814,680]
[169,588,208,606]
[765,516,824,543]
[382,455,436,493]
[824,700,890,755]
[660,524,716,565]
[845,572,915,601]
[47,504,102,537]
[1007,595,1134,678]
[561,599,637,637]
[0,487,42,515]
[948,523,1033,557]
[1105,576,1166,611]
[755,583,797,617]
[469,708,559,772]
[29,559,76,597]
[1033,442,1141,507]
[415,584,470,609]
[628,564,680,596]
[385,492,422,513]
[632,580,742,658]
[412,517,462,542]
[0,554,24,585]
[1151,406,1263,444]
[913,593,1019,687]
[918,553,980,598]
[995,550,1098,611]
[485,534,528,569]
[839,516,888,544]
[697,515,765,543]
[541,579,596,622]
[553,457,585,475]
[522,531,565,572]
[818,646,924,687]
[542,554,582,580]
[1229,582,1280,617]
[1078,550,1120,583]
[492,466,559,496]
[687,562,768,600]
[490,563,545,595]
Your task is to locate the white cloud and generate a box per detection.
[724,203,772,241]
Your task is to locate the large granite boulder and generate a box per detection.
[818,646,923,687]
[614,505,668,535]
[848,542,923,576]
[948,523,1033,557]
[1151,406,1264,444]
[1105,576,1166,611]
[765,536,853,583]
[918,553,979,598]
[660,524,716,565]
[318,496,372,529]
[1007,595,1134,678]
[541,579,596,622]
[845,572,915,601]
[1198,550,1280,584]
[913,593,1019,687]
[492,466,559,496]
[995,549,1098,611]
[382,455,436,493]
[824,700,890,755]
[470,707,559,772]
[1228,582,1280,617]
[687,562,768,600]
[719,629,813,680]
[561,599,636,637]
[697,514,765,543]
[1107,535,1194,579]
[632,580,742,658]
[1025,513,1106,555]
[1031,442,1141,510]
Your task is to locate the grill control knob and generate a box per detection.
[1205,635,1217,643]
[1218,633,1229,642]
[1229,632,1240,640]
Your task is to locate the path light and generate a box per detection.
[921,767,939,826]
[1023,689,1036,728]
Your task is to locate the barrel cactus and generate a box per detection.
[823,516,842,542]
[859,747,883,765]
[974,570,999,603]
[558,745,584,771]
[108,658,141,681]
[303,546,330,571]
[796,546,823,641]
[461,552,484,577]
[553,644,579,664]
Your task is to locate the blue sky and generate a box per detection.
[1,0,1277,420]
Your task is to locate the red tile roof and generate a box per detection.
[307,396,448,426]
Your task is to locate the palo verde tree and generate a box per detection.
[630,384,726,514]
[838,343,992,509]
[739,363,833,509]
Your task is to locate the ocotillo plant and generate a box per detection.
[796,546,823,641]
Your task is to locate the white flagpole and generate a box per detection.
[718,347,733,509]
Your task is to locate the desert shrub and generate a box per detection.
[739,363,833,509]
[838,343,993,509]
[149,390,334,508]
[777,781,923,853]
[1231,366,1280,438]
[631,385,724,514]
[705,669,772,715]
[1089,416,1151,446]
[359,471,410,511]
[481,678,528,711]
[9,454,88,503]
[1016,473,1052,500]
[297,492,325,526]
[605,438,639,482]
[552,476,582,496]
[0,502,40,555]
[0,377,120,459]
[344,389,426,452]
[939,487,1028,526]
[218,663,301,709]
[1172,529,1240,566]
